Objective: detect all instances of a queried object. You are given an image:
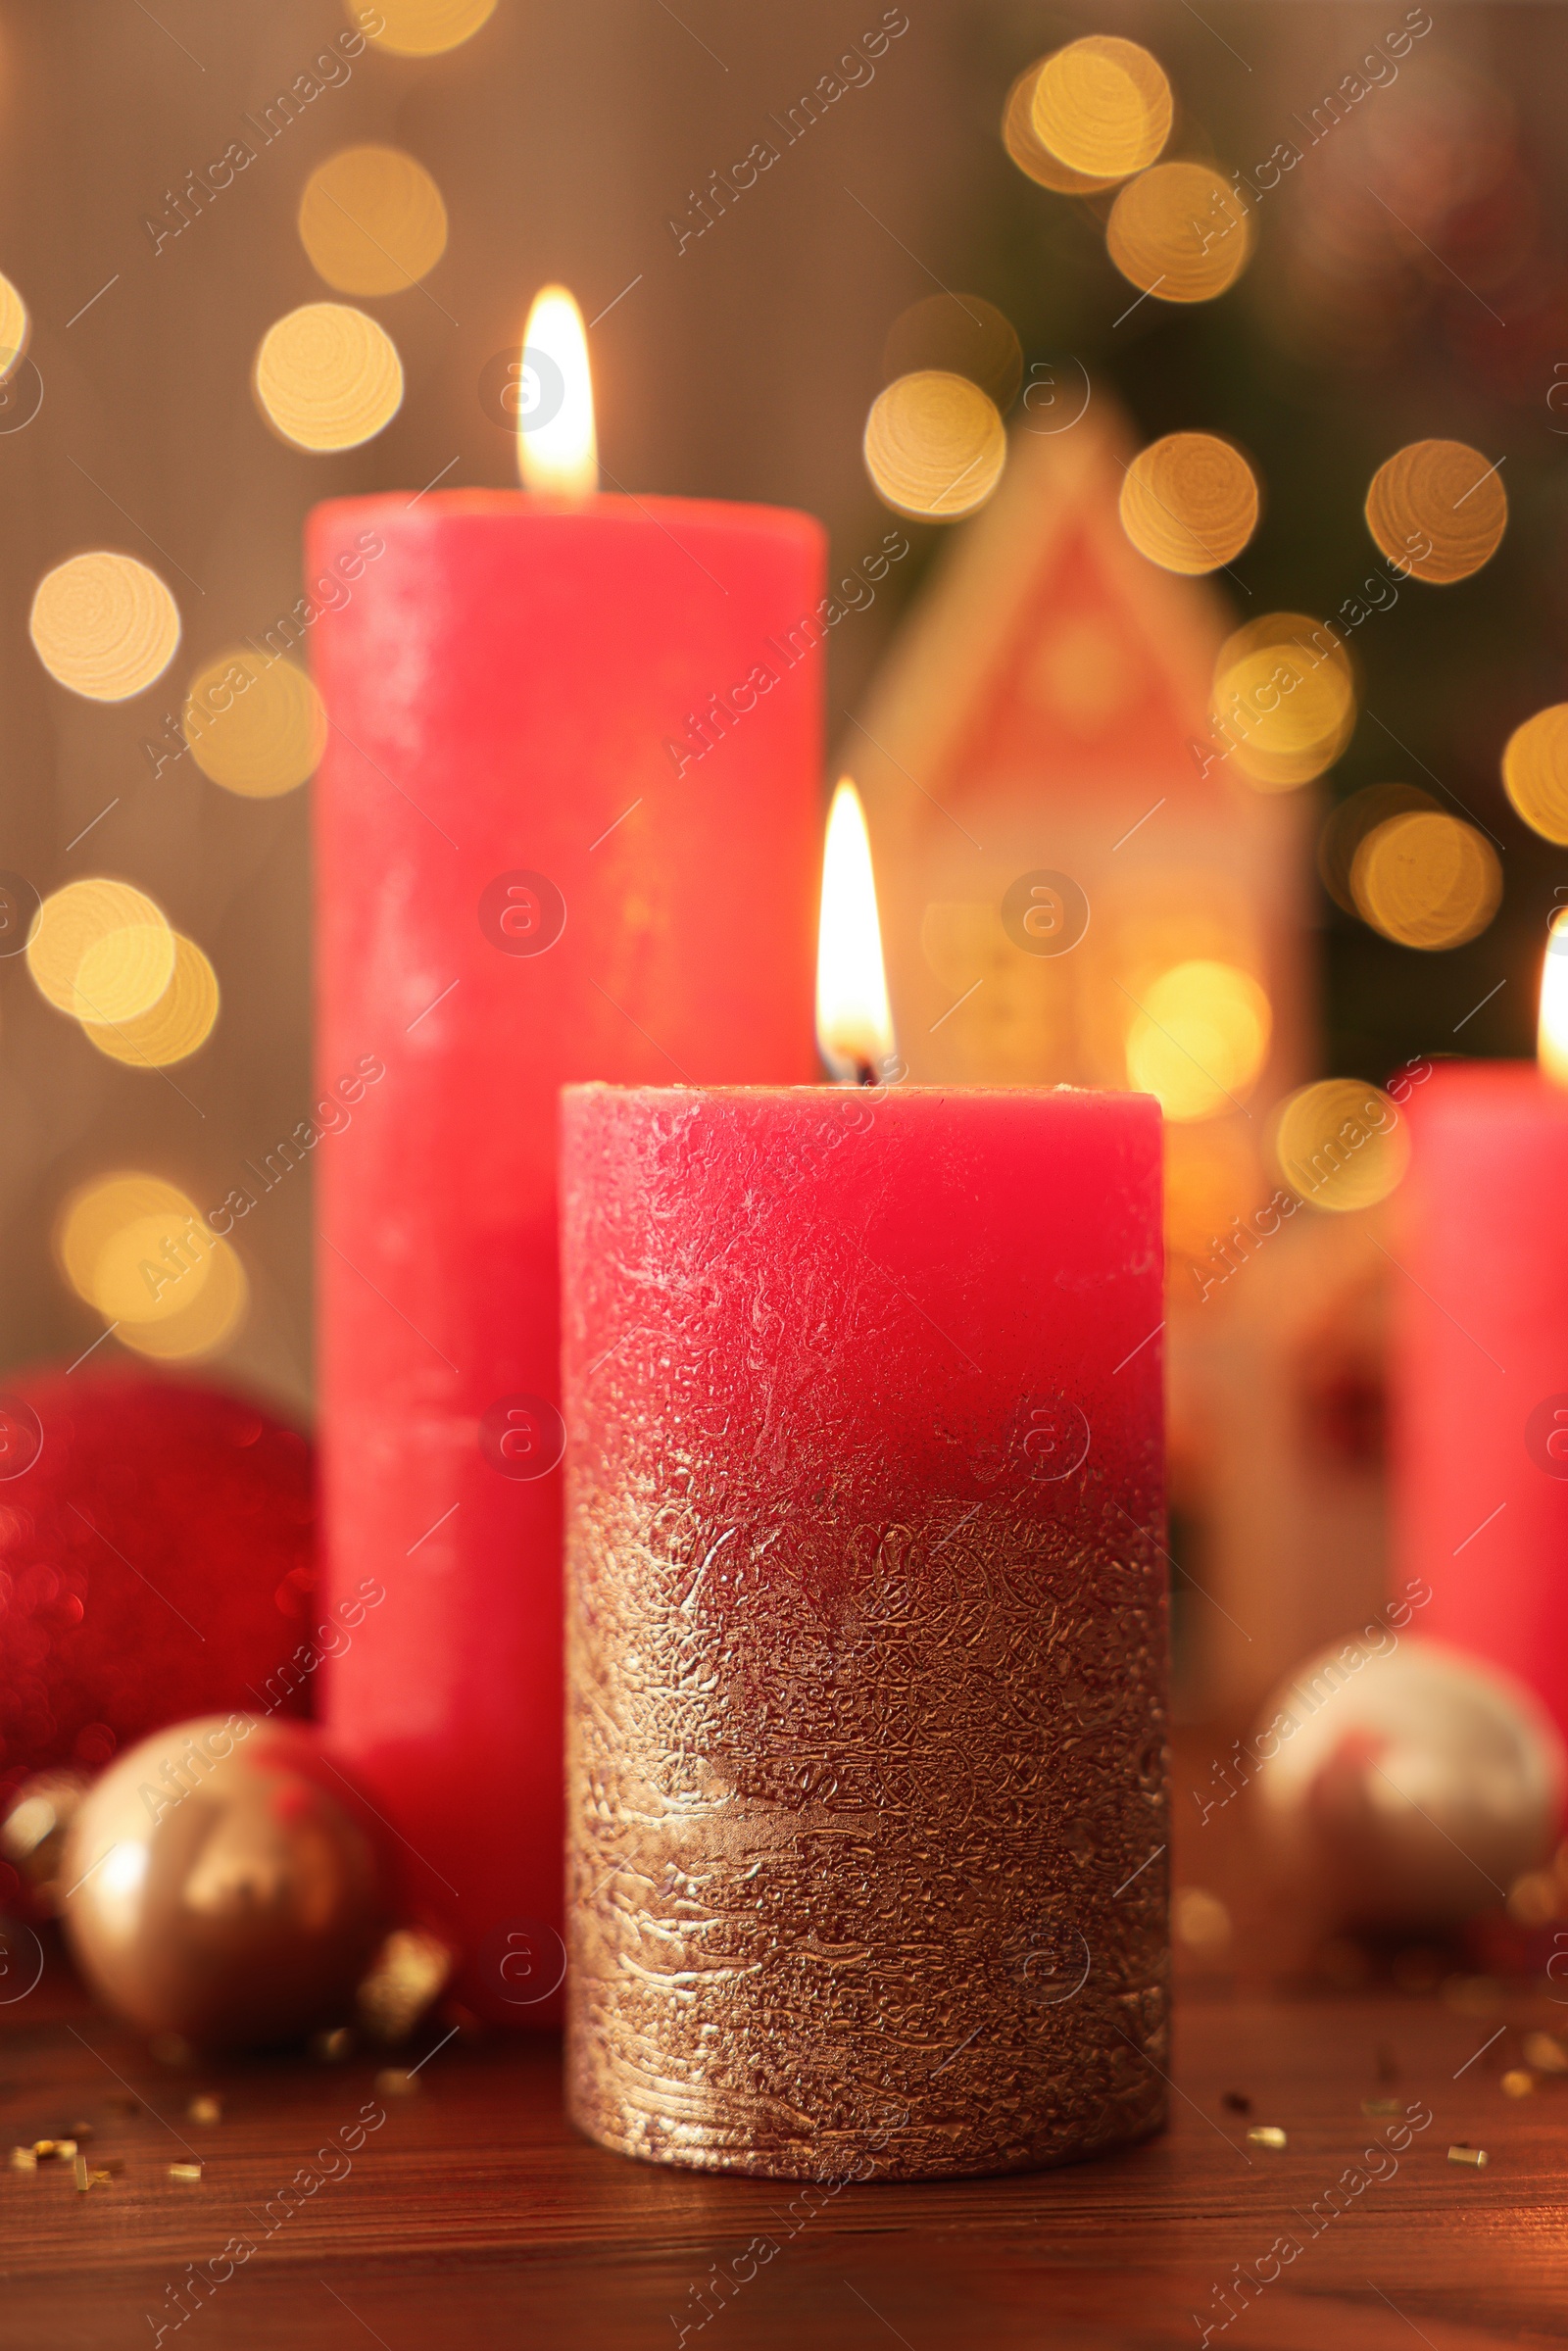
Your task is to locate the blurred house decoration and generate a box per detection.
[846,393,1315,1278]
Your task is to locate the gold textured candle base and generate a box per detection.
[566,1494,1168,2181]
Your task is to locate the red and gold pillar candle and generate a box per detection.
[562,791,1168,2177]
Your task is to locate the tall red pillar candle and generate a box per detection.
[308,486,824,2014]
[1394,1054,1568,1738]
[562,1082,1166,2178]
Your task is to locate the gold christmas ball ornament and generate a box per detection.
[59,1716,390,2052]
[1250,1637,1564,1930]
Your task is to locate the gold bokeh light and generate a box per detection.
[1364,439,1506,585]
[1106,163,1253,304]
[1271,1079,1409,1212]
[58,1169,246,1362]
[298,146,448,296]
[1317,783,1436,914]
[30,553,181,702]
[1119,432,1258,574]
[883,294,1023,413]
[82,933,219,1067]
[0,269,29,378]
[1502,704,1568,846]
[1002,63,1122,195]
[863,371,1006,522]
[1125,958,1272,1122]
[183,650,327,798]
[1030,36,1172,182]
[1211,612,1356,790]
[116,1238,248,1362]
[26,879,174,1023]
[254,304,404,452]
[351,0,497,54]
[1350,809,1501,950]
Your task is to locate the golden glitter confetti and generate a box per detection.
[1270,1079,1409,1213]
[312,2027,355,2063]
[1030,36,1171,182]
[1002,63,1122,194]
[29,553,180,702]
[169,2162,204,2182]
[183,650,326,798]
[1525,2032,1568,2074]
[1351,809,1501,950]
[374,2066,419,2098]
[25,879,175,1024]
[1118,432,1259,574]
[73,2152,89,2193]
[1500,2070,1536,2098]
[1106,163,1253,303]
[1505,1867,1559,1928]
[81,933,219,1068]
[863,371,1006,521]
[1212,612,1356,790]
[1365,439,1506,585]
[1318,784,1436,914]
[1502,704,1568,846]
[0,270,30,376]
[1247,2126,1288,2151]
[883,294,1023,412]
[187,2095,222,2125]
[9,2146,35,2173]
[1361,2097,1401,2118]
[358,1927,456,2044]
[1173,1886,1233,1952]
[299,145,448,296]
[354,0,498,53]
[1447,2144,1488,2168]
[1125,961,1271,1123]
[116,1237,248,1363]
[254,303,404,452]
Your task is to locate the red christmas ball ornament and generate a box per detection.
[0,1370,318,1854]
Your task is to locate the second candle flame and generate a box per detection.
[816,778,896,1085]
[1541,909,1568,1089]
[517,284,598,500]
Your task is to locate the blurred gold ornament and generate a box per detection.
[30,553,180,702]
[82,933,219,1067]
[254,303,404,452]
[353,0,498,54]
[59,1716,389,2052]
[1502,704,1568,846]
[882,294,1023,412]
[1106,163,1253,303]
[1251,1637,1564,1929]
[1351,809,1501,950]
[356,1925,456,2044]
[1002,64,1121,195]
[1118,431,1258,574]
[1030,36,1171,182]
[1124,958,1271,1122]
[1212,612,1356,790]
[114,1238,248,1363]
[0,269,30,375]
[183,651,326,798]
[1364,440,1506,585]
[1,1771,88,1916]
[25,880,174,1023]
[863,371,1005,521]
[1317,783,1436,914]
[1270,1079,1408,1212]
[298,146,448,296]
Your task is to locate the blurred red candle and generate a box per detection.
[563,787,1169,2179]
[1394,918,1568,1736]
[309,288,823,2014]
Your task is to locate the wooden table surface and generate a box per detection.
[2,1963,1565,2351]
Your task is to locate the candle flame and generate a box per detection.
[1541,909,1568,1089]
[516,284,598,499]
[816,778,895,1084]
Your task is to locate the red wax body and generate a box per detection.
[562,1084,1168,2177]
[1394,1063,1568,1738]
[307,492,824,2013]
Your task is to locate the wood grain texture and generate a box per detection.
[0,1965,1563,2349]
